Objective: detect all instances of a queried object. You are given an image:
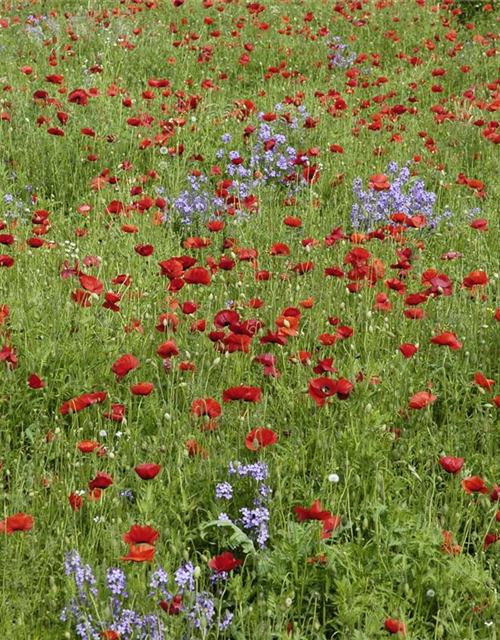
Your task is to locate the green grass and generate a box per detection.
[1,0,500,638]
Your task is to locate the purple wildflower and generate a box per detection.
[215,482,233,500]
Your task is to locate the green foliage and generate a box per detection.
[1,0,500,638]
[453,1,492,26]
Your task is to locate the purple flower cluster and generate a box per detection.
[150,561,234,633]
[215,481,233,500]
[169,119,311,227]
[62,550,166,640]
[248,122,302,186]
[174,561,195,593]
[215,461,272,549]
[63,552,234,639]
[2,181,36,223]
[149,566,171,600]
[327,36,357,69]
[228,460,269,482]
[350,160,440,230]
[172,173,219,226]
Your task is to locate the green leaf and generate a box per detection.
[200,520,256,555]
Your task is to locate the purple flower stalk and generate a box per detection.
[350,160,440,230]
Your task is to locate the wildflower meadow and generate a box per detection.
[1,0,500,638]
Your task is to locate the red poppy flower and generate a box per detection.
[183,236,211,249]
[294,499,331,522]
[112,354,139,382]
[430,332,462,350]
[184,267,211,285]
[462,270,488,290]
[283,216,302,228]
[384,618,406,636]
[440,251,463,261]
[122,524,159,546]
[253,353,280,377]
[157,340,179,359]
[308,377,337,407]
[302,165,320,184]
[130,382,155,396]
[0,304,10,325]
[88,471,114,490]
[87,488,102,502]
[135,463,161,480]
[47,127,65,137]
[222,386,262,403]
[270,242,290,256]
[245,427,278,450]
[77,440,100,453]
[156,313,179,333]
[438,456,464,474]
[207,220,224,232]
[299,297,315,308]
[208,551,242,573]
[470,218,489,231]
[336,378,354,400]
[441,530,462,555]
[473,373,495,392]
[190,398,221,418]
[28,373,45,389]
[71,288,92,307]
[0,234,14,246]
[0,343,18,369]
[103,404,126,422]
[186,439,209,459]
[69,493,83,512]
[490,486,500,502]
[484,533,499,551]
[0,513,34,534]
[312,358,337,374]
[213,309,240,328]
[79,274,103,296]
[291,261,314,275]
[368,174,390,191]
[403,308,426,320]
[135,244,154,257]
[398,343,418,359]
[461,476,489,494]
[159,594,182,615]
[321,515,342,539]
[68,89,88,105]
[120,543,155,563]
[408,390,437,410]
[158,258,184,279]
[0,255,14,268]
[101,631,120,640]
[260,330,287,346]
[424,272,453,297]
[60,391,107,415]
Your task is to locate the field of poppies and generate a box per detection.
[1,0,500,637]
